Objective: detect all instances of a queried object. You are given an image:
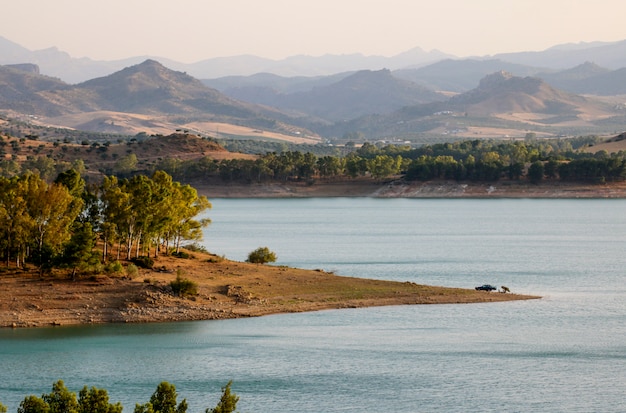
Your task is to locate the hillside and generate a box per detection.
[322,71,621,139]
[205,69,446,122]
[449,71,592,115]
[0,65,70,116]
[271,69,446,121]
[76,60,256,115]
[203,71,355,95]
[0,60,322,142]
[567,67,626,95]
[582,131,626,153]
[537,62,609,90]
[0,131,255,182]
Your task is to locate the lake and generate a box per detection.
[1,198,625,412]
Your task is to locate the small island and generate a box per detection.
[0,249,539,329]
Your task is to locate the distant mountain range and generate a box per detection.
[0,49,624,141]
[0,35,453,84]
[491,40,626,70]
[2,35,626,84]
[207,58,626,98]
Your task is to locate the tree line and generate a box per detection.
[149,139,626,184]
[0,169,210,275]
[1,137,625,196]
[1,379,238,413]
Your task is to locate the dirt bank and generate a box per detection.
[193,180,626,198]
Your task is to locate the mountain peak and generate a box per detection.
[475,71,545,95]
[478,70,514,88]
[136,59,164,68]
[80,59,198,90]
[563,61,610,76]
[122,59,176,77]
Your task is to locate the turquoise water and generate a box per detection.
[1,199,626,412]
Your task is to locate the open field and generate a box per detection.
[29,112,323,145]
[183,121,322,144]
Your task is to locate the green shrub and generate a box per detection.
[183,243,209,253]
[131,256,154,269]
[126,263,139,278]
[170,271,198,297]
[172,250,191,259]
[104,260,124,275]
[206,254,225,264]
[246,247,277,264]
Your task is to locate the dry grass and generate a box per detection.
[581,138,626,154]
[34,112,323,145]
[183,121,322,144]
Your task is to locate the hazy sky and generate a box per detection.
[3,0,625,62]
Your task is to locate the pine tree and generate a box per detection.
[207,381,239,413]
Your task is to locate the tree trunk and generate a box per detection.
[126,235,133,261]
[135,230,142,258]
[102,235,108,263]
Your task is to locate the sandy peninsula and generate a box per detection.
[0,250,538,329]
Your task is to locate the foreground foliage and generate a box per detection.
[7,380,239,413]
[207,382,239,413]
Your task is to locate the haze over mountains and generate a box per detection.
[2,35,626,84]
[1,35,625,142]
